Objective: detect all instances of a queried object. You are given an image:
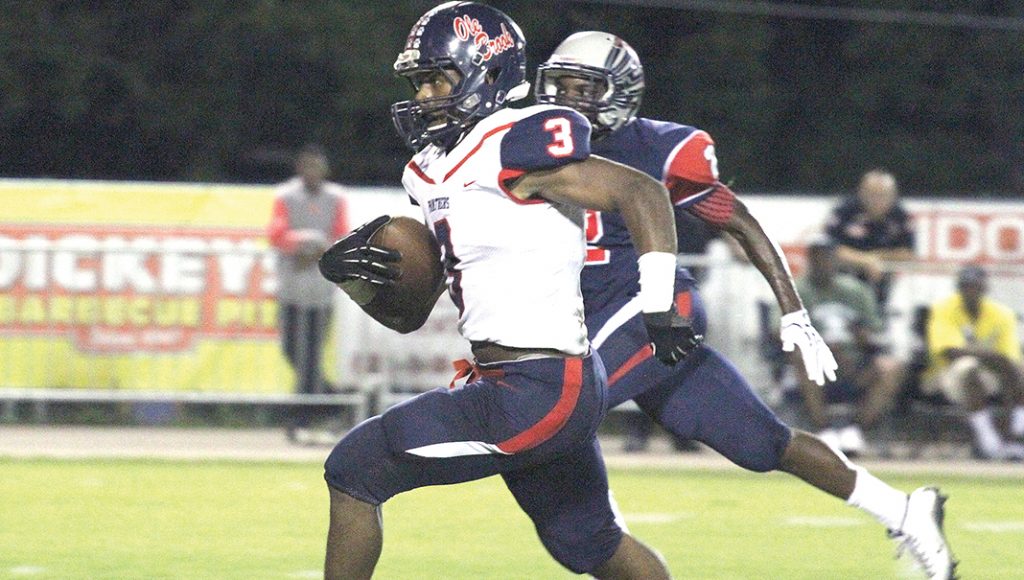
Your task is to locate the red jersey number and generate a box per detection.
[584,210,609,265]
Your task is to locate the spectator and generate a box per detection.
[267,144,348,444]
[923,265,1024,460]
[825,169,915,312]
[793,237,904,456]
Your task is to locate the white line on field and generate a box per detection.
[9,566,46,576]
[783,516,866,527]
[962,521,1024,533]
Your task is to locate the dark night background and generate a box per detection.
[1,1,1021,196]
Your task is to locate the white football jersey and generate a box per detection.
[401,105,594,355]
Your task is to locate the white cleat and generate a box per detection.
[888,487,958,579]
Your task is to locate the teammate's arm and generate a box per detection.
[663,130,801,311]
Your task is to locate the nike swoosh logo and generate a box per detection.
[463,180,476,187]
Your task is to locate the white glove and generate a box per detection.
[780,309,838,386]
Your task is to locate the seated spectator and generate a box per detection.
[923,265,1024,460]
[792,237,904,456]
[825,169,915,313]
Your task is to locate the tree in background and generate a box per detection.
[0,1,1021,195]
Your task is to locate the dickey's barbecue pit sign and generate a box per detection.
[0,179,301,392]
[0,225,277,353]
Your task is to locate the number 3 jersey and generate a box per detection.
[401,104,594,355]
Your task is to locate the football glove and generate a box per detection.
[643,307,704,366]
[780,308,838,386]
[318,215,401,286]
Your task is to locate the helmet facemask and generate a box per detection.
[391,61,475,151]
[535,31,645,140]
[390,3,529,152]
[536,67,614,137]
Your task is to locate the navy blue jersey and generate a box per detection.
[580,120,792,474]
[582,118,720,315]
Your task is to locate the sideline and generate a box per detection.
[2,425,1022,478]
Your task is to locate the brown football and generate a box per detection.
[369,216,444,316]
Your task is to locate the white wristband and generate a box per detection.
[637,251,677,313]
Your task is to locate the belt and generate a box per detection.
[449,342,573,388]
[470,341,572,365]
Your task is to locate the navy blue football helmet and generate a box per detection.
[391,2,529,151]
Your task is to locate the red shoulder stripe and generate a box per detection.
[407,160,435,184]
[443,122,515,183]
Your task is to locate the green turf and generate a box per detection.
[1,458,1021,579]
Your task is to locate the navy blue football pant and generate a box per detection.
[588,272,791,472]
[323,354,624,574]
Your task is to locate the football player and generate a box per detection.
[317,3,699,578]
[535,31,956,579]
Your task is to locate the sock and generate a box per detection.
[1011,406,1024,438]
[969,408,1003,455]
[846,466,909,531]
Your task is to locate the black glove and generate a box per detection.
[318,215,401,286]
[643,307,704,366]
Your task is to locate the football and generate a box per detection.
[369,216,445,317]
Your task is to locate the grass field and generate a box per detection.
[1,458,1022,579]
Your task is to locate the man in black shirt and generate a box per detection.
[825,169,915,311]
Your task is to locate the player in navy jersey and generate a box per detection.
[315,5,699,579]
[537,31,956,579]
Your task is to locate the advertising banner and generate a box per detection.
[2,179,1021,394]
[0,179,294,391]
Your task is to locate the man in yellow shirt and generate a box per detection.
[925,265,1024,460]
